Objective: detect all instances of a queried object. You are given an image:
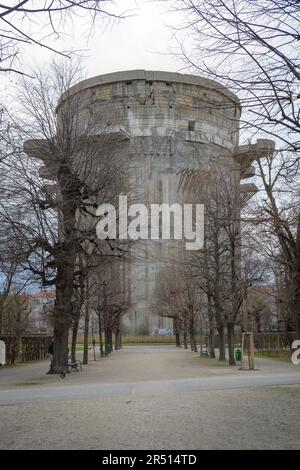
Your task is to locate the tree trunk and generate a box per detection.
[105,329,108,354]
[227,322,236,366]
[97,312,105,357]
[207,293,215,358]
[50,261,74,374]
[295,296,300,340]
[108,329,113,351]
[217,325,226,361]
[173,317,181,347]
[183,331,188,349]
[188,309,198,352]
[209,328,215,358]
[105,328,113,354]
[71,320,79,362]
[115,327,121,350]
[189,325,198,352]
[294,214,300,340]
[49,166,78,374]
[83,303,89,365]
[50,320,69,374]
[70,299,81,363]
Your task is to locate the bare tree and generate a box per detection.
[247,150,300,337]
[93,256,130,354]
[173,0,300,150]
[180,163,265,364]
[0,60,130,373]
[0,292,32,335]
[156,264,202,352]
[0,216,34,333]
[247,286,276,332]
[0,1,126,76]
[172,2,300,341]
[156,268,183,348]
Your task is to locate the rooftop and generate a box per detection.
[58,69,240,110]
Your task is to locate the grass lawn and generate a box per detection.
[74,336,176,348]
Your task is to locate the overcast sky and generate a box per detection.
[81,0,183,77]
[2,0,186,88]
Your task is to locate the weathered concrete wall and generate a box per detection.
[57,70,241,335]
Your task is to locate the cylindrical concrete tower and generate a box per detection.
[57,70,242,334]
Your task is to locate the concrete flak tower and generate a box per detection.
[27,70,275,335]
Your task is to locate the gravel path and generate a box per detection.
[0,345,298,388]
[0,345,299,449]
[1,386,300,449]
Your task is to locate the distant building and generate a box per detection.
[25,70,274,335]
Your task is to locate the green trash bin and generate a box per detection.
[235,349,242,361]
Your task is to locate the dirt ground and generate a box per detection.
[0,345,299,449]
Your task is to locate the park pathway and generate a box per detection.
[0,345,300,449]
[0,344,299,397]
